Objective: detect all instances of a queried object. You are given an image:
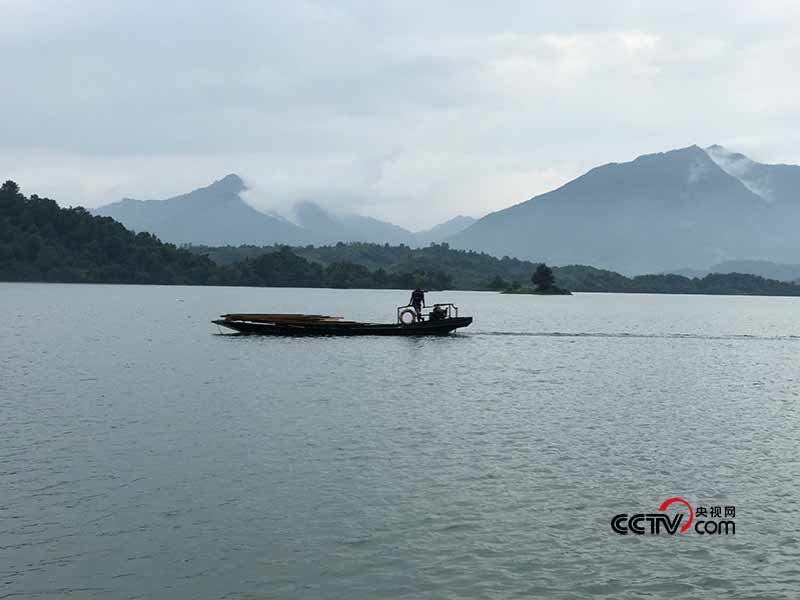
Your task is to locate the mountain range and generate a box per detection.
[93,174,307,246]
[94,176,475,248]
[94,144,800,274]
[449,145,800,274]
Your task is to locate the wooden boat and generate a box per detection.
[213,304,472,336]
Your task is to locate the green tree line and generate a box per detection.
[190,241,800,296]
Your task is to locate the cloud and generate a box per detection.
[1,1,799,228]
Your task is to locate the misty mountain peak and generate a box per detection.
[293,201,337,229]
[208,173,245,194]
[705,145,753,165]
[556,144,737,201]
[705,144,800,205]
[93,173,306,246]
[704,145,770,199]
[631,144,711,166]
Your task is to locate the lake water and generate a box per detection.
[2,283,799,599]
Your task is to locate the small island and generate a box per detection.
[500,264,572,295]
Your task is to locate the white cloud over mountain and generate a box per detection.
[2,1,799,228]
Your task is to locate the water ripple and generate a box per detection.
[2,285,799,599]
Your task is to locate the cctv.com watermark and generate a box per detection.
[611,497,736,536]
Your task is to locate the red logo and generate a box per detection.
[657,497,694,533]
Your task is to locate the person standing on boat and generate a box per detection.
[409,288,425,321]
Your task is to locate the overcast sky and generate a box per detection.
[2,1,799,229]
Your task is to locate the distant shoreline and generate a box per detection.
[5,280,800,299]
[501,285,572,296]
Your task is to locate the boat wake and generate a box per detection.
[473,331,800,342]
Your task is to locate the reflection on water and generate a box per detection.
[2,284,799,599]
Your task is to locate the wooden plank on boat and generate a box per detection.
[222,313,345,323]
[222,313,338,319]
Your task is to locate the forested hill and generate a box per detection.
[0,180,219,284]
[189,242,537,289]
[189,242,800,296]
[0,181,449,289]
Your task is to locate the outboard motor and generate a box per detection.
[430,305,447,321]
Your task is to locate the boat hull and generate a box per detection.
[213,317,472,336]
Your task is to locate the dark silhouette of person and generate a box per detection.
[409,288,425,321]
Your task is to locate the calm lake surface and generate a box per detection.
[2,283,799,599]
